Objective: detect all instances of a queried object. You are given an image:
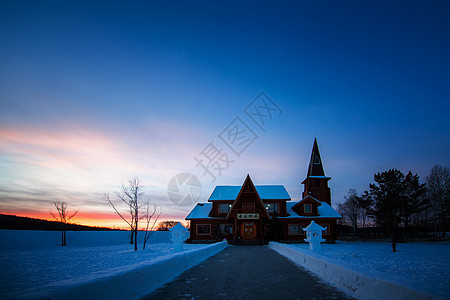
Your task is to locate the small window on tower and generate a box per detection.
[304,204,312,213]
[314,156,321,165]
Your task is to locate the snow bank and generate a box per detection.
[269,242,445,300]
[45,241,228,300]
[4,241,228,300]
[0,229,170,250]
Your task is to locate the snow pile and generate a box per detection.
[270,242,449,300]
[0,229,170,250]
[0,233,227,299]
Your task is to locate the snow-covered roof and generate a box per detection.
[185,203,217,220]
[169,223,187,231]
[303,220,327,231]
[208,185,290,201]
[186,200,342,220]
[283,201,342,219]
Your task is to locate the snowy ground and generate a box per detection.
[0,230,214,299]
[277,241,450,299]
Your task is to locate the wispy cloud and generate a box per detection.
[0,121,213,225]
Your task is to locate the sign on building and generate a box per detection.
[237,213,259,219]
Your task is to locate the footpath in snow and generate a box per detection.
[270,241,450,300]
[0,230,227,299]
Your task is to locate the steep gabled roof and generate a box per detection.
[226,175,270,220]
[291,195,322,211]
[307,138,326,177]
[208,185,290,201]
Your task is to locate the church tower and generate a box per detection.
[301,138,331,205]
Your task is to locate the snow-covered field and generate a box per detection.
[2,230,448,299]
[272,241,450,299]
[0,229,171,250]
[0,230,223,299]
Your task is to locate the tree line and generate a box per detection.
[338,165,449,252]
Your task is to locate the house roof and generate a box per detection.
[208,185,291,201]
[185,200,342,220]
[226,175,270,220]
[186,203,218,220]
[284,201,342,219]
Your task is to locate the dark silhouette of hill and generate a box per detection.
[0,214,120,231]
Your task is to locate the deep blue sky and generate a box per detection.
[1,1,449,226]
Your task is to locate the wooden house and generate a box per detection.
[186,138,341,244]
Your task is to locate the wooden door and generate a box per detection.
[244,224,256,240]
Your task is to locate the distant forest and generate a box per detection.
[0,214,119,231]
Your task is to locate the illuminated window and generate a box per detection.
[304,204,312,213]
[288,224,304,235]
[219,203,232,213]
[265,203,279,213]
[197,224,211,235]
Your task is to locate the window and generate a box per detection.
[304,204,312,213]
[314,155,321,165]
[288,224,304,235]
[219,203,232,214]
[196,224,211,235]
[265,203,279,213]
[242,203,255,212]
[220,224,233,235]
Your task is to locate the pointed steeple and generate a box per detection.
[302,138,331,205]
[307,138,325,177]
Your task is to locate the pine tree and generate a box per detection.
[369,169,405,252]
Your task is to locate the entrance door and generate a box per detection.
[243,223,256,240]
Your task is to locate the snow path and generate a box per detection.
[278,242,450,299]
[0,243,209,299]
[144,246,352,300]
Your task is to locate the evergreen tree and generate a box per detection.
[402,171,427,232]
[368,169,427,250]
[369,169,405,252]
[269,211,282,242]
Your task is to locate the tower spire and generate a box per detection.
[307,138,325,177]
[302,138,331,205]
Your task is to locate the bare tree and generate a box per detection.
[105,177,144,251]
[338,189,361,234]
[157,220,178,231]
[49,200,78,246]
[142,199,161,250]
[426,165,450,238]
[358,190,373,230]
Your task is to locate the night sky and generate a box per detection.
[1,1,449,228]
